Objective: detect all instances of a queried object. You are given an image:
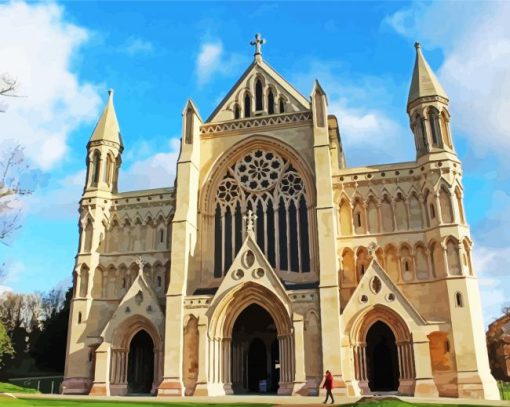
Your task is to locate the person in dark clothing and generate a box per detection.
[322,370,334,404]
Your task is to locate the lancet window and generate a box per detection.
[213,149,311,277]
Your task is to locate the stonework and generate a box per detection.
[62,38,499,400]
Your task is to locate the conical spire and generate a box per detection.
[407,42,448,106]
[89,89,123,147]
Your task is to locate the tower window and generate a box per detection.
[279,98,285,113]
[361,265,365,275]
[356,212,361,227]
[157,276,162,287]
[91,151,101,186]
[405,260,409,271]
[244,94,251,118]
[420,118,428,149]
[455,292,464,307]
[160,229,164,243]
[255,79,263,111]
[267,89,275,114]
[78,312,82,324]
[234,104,240,119]
[429,108,442,147]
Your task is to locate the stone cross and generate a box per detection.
[250,33,266,56]
[135,256,145,275]
[368,242,378,257]
[243,209,257,233]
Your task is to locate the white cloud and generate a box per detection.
[24,136,181,221]
[0,1,101,171]
[196,41,245,86]
[119,138,180,191]
[122,37,154,56]
[384,1,510,162]
[26,169,86,219]
[472,245,510,325]
[292,61,413,166]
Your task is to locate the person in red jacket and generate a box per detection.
[322,370,334,404]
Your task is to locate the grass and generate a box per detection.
[0,397,270,407]
[0,382,39,394]
[0,398,504,407]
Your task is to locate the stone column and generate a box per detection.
[312,84,345,394]
[89,342,111,396]
[291,313,307,395]
[412,336,438,397]
[194,319,209,395]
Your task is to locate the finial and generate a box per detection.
[108,88,114,97]
[250,33,266,59]
[243,209,257,233]
[414,42,421,50]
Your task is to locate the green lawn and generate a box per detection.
[0,397,269,407]
[0,382,39,394]
[0,398,505,407]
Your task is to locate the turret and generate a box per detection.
[407,43,455,158]
[85,89,123,194]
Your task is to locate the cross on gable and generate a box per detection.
[250,33,266,57]
[135,256,145,274]
[243,209,257,233]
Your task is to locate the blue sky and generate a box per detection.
[1,1,509,326]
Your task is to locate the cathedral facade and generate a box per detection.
[62,38,499,399]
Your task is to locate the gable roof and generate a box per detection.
[208,228,291,312]
[206,58,311,123]
[342,258,433,329]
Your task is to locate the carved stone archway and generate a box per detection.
[206,282,295,396]
[350,305,416,396]
[107,315,163,396]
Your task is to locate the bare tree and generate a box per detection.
[0,73,20,113]
[0,74,17,96]
[0,145,34,245]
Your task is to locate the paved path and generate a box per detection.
[4,393,510,406]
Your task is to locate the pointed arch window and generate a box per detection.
[213,149,311,277]
[267,89,275,114]
[185,107,194,144]
[279,98,285,113]
[234,104,240,120]
[244,93,251,118]
[104,154,114,186]
[420,117,428,150]
[255,79,263,111]
[91,151,101,186]
[428,107,442,147]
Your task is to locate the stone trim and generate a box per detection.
[200,111,312,137]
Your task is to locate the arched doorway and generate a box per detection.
[127,330,154,394]
[366,321,399,392]
[231,304,279,394]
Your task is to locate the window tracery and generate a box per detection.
[213,149,310,277]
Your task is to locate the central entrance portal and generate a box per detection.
[231,304,279,394]
[366,321,399,392]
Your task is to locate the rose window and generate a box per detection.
[214,148,311,278]
[234,150,283,192]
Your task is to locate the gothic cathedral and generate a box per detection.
[62,37,499,400]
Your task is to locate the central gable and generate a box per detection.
[207,59,310,123]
